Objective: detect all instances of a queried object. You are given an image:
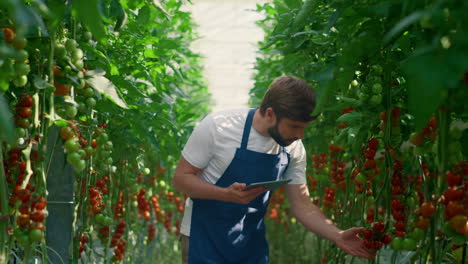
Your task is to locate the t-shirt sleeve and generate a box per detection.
[284,140,307,185]
[181,114,215,169]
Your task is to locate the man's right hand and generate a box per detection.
[223,182,268,204]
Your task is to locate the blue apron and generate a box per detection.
[189,108,290,264]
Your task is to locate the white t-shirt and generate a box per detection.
[180,108,307,236]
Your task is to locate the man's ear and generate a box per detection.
[264,107,277,123]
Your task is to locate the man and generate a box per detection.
[173,76,375,263]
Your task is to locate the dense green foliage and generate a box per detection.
[0,0,209,263]
[252,0,468,263]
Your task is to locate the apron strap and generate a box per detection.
[241,108,256,149]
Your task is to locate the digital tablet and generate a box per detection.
[244,179,291,190]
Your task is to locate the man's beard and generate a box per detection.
[267,122,291,147]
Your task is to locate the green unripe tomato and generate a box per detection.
[29,229,43,243]
[355,173,366,184]
[371,65,383,75]
[360,84,370,93]
[391,237,403,250]
[98,133,108,142]
[77,149,87,159]
[351,80,359,87]
[95,214,105,224]
[103,216,113,226]
[83,88,94,97]
[54,43,67,58]
[74,60,84,70]
[85,97,96,108]
[358,92,369,102]
[104,141,113,150]
[369,94,382,106]
[15,63,30,76]
[66,152,82,165]
[449,127,462,140]
[13,75,28,87]
[17,232,30,246]
[372,83,383,94]
[131,183,139,193]
[15,49,29,62]
[407,196,416,208]
[72,48,83,61]
[65,105,77,118]
[77,102,87,113]
[83,32,92,41]
[142,167,151,175]
[16,127,26,138]
[159,180,167,188]
[13,37,27,50]
[410,228,425,241]
[402,238,416,251]
[73,160,86,172]
[64,139,80,153]
[84,146,95,156]
[106,157,113,165]
[65,39,77,53]
[76,70,84,79]
[76,79,86,90]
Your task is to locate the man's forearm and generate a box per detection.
[173,171,228,201]
[287,184,342,243]
[291,201,342,243]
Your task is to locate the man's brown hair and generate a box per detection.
[259,75,317,122]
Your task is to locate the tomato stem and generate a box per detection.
[47,33,56,128]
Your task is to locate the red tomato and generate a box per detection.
[421,202,436,218]
[373,221,385,233]
[382,234,392,245]
[445,171,462,187]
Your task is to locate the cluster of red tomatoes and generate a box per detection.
[137,189,151,221]
[111,221,127,262]
[442,162,467,236]
[148,224,156,242]
[361,221,392,250]
[410,116,437,146]
[355,138,380,189]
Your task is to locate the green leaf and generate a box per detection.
[137,5,151,24]
[33,75,53,90]
[0,94,15,144]
[383,10,427,44]
[153,0,171,19]
[339,97,361,108]
[87,75,128,109]
[47,0,67,30]
[290,0,318,33]
[72,0,107,42]
[336,111,364,127]
[403,53,458,129]
[54,119,69,127]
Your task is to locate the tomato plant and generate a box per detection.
[253,0,468,263]
[0,0,209,263]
